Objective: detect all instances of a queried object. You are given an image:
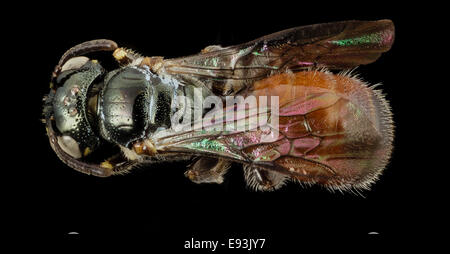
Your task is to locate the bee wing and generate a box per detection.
[160,20,394,95]
[151,88,339,180]
[153,68,392,190]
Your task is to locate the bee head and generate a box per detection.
[44,57,104,160]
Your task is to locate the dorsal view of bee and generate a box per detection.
[43,20,394,192]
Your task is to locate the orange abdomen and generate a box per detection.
[242,70,394,190]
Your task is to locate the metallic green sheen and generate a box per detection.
[331,32,382,47]
[189,138,226,152]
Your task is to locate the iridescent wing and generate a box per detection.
[158,20,394,95]
[150,69,393,191]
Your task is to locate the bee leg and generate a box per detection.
[112,47,142,66]
[244,166,289,191]
[184,157,231,184]
[139,57,164,73]
[99,153,138,176]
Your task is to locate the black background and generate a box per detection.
[5,0,443,249]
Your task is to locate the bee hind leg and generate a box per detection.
[184,157,231,184]
[244,166,289,191]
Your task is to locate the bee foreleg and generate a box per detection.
[184,157,231,184]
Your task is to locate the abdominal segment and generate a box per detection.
[230,70,393,191]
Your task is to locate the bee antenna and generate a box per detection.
[51,39,118,82]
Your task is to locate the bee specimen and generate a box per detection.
[43,20,394,191]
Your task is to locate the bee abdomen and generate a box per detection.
[248,70,394,190]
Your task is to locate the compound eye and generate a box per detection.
[57,135,82,159]
[60,56,90,72]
